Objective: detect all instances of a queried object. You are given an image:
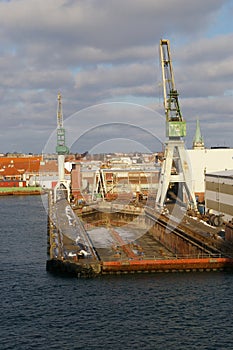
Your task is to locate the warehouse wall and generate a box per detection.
[205,172,233,222]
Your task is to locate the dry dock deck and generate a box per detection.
[46,198,233,277]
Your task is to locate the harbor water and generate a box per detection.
[1,195,233,350]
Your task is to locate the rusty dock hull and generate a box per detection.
[102,257,233,274]
[46,257,233,277]
[47,195,233,278]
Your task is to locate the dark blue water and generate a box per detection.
[1,195,233,350]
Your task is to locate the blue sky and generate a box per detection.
[0,0,232,154]
[206,1,233,37]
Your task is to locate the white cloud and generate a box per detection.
[0,0,232,153]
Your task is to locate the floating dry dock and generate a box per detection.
[46,194,233,277]
[47,256,233,277]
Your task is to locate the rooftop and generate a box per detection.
[205,169,233,179]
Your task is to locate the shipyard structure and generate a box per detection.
[46,40,233,277]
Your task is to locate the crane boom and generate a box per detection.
[160,39,186,138]
[56,92,69,155]
[57,92,63,128]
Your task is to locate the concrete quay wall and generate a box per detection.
[46,259,101,278]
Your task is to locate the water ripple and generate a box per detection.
[1,196,233,349]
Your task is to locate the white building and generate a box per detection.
[187,148,233,201]
[186,119,233,202]
[205,169,233,223]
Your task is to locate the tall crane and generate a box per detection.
[54,92,70,202]
[156,39,197,210]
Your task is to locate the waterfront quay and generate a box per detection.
[0,186,42,196]
[46,193,233,277]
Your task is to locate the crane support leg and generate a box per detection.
[156,140,197,210]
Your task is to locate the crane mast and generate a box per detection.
[160,39,186,138]
[156,39,197,211]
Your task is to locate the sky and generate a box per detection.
[0,0,232,154]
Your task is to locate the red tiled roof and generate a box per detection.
[0,156,41,174]
[0,166,21,177]
[39,160,70,174]
[0,156,70,176]
[39,160,58,173]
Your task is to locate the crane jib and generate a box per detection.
[160,39,186,139]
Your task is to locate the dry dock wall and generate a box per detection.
[102,258,233,273]
[47,195,233,277]
[46,257,233,277]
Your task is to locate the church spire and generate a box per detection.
[193,118,205,149]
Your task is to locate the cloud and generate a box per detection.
[74,63,157,99]
[0,0,232,153]
[0,0,227,59]
[175,34,233,96]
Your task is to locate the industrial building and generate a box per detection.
[187,118,233,202]
[70,158,160,203]
[188,148,233,202]
[205,169,233,223]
